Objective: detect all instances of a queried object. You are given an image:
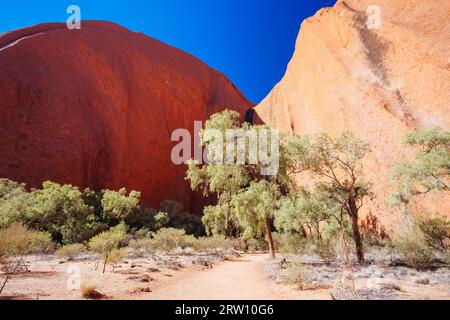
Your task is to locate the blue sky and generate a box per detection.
[0,0,336,102]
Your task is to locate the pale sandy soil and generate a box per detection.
[0,253,448,300]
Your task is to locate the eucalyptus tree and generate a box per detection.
[282,131,372,264]
[186,110,282,257]
[390,127,449,210]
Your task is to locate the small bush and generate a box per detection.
[313,239,337,265]
[128,238,153,257]
[416,216,449,252]
[29,231,54,254]
[56,243,85,261]
[89,223,127,273]
[148,228,196,252]
[80,283,103,299]
[107,248,128,272]
[395,231,434,270]
[244,238,269,253]
[0,223,38,293]
[273,233,305,254]
[133,228,151,240]
[193,235,234,253]
[0,223,34,257]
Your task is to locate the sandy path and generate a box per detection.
[145,254,328,300]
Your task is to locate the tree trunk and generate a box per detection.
[265,218,276,259]
[102,255,108,274]
[0,258,22,294]
[348,197,365,265]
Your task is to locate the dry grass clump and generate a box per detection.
[80,283,104,299]
[55,244,85,261]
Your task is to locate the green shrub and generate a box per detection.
[128,238,153,257]
[193,235,234,252]
[313,239,337,265]
[157,200,205,237]
[244,238,269,253]
[416,216,449,252]
[132,227,150,239]
[273,232,305,254]
[148,228,196,252]
[0,223,34,257]
[0,223,39,293]
[29,231,54,254]
[395,231,434,270]
[56,243,86,261]
[89,223,128,273]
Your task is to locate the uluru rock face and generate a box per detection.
[255,0,450,230]
[0,21,249,212]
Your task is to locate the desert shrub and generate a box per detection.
[128,238,153,257]
[80,283,103,299]
[101,188,141,222]
[193,235,234,253]
[0,224,37,293]
[313,239,337,265]
[29,231,54,254]
[158,200,205,237]
[243,238,269,253]
[89,223,127,273]
[107,248,128,272]
[148,228,196,252]
[32,181,100,244]
[153,212,170,229]
[125,205,156,230]
[133,228,151,239]
[416,216,449,252]
[272,232,305,254]
[56,243,86,261]
[395,231,434,270]
[360,212,390,246]
[0,179,37,229]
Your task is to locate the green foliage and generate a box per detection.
[101,188,141,221]
[395,230,434,270]
[0,179,37,229]
[275,189,344,240]
[416,216,449,252]
[272,232,305,254]
[29,231,54,254]
[186,110,281,255]
[156,200,205,237]
[147,228,196,252]
[89,222,128,273]
[0,223,53,256]
[391,127,449,208]
[231,181,279,239]
[202,202,238,237]
[282,131,371,263]
[0,179,144,244]
[154,212,170,229]
[56,243,86,260]
[192,235,234,253]
[0,223,50,293]
[31,181,99,244]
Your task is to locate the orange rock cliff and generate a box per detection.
[255,0,450,231]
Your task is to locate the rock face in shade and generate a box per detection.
[255,0,450,231]
[0,21,250,212]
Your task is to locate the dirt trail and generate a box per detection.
[146,254,328,300]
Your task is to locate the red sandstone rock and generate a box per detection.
[0,21,249,212]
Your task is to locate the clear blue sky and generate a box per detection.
[0,0,336,103]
